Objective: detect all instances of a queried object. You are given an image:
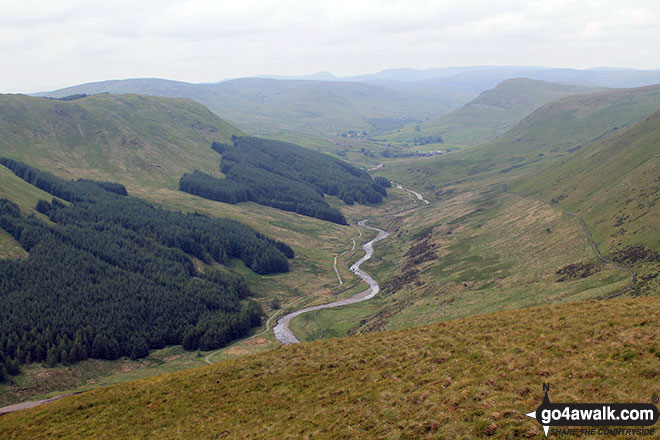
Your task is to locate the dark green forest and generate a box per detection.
[0,159,294,382]
[179,136,390,224]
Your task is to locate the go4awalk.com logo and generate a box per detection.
[526,384,659,437]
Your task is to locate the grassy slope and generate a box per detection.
[382,84,660,195]
[0,165,62,259]
[483,84,660,158]
[1,295,658,439]
[383,78,597,147]
[513,110,660,294]
[44,78,471,138]
[513,109,660,248]
[514,111,660,247]
[0,93,242,191]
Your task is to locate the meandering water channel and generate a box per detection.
[273,184,429,344]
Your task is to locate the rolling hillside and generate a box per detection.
[484,84,660,159]
[513,109,660,294]
[42,78,471,137]
[382,78,597,147]
[386,84,660,194]
[0,295,657,438]
[0,93,242,190]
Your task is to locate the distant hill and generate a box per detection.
[40,67,660,143]
[1,295,657,438]
[389,84,660,203]
[482,84,660,160]
[382,78,598,147]
[0,93,242,190]
[41,78,472,137]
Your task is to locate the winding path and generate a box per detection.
[332,225,362,286]
[273,184,429,345]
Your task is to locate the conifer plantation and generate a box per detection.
[0,159,294,382]
[180,136,390,224]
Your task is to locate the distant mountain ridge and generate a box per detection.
[41,78,473,137]
[406,83,660,200]
[40,66,660,140]
[252,66,660,87]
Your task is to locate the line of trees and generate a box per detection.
[179,137,391,224]
[0,159,295,381]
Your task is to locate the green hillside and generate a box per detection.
[0,165,61,259]
[484,84,660,159]
[1,295,658,439]
[385,84,660,194]
[43,78,471,138]
[0,93,242,191]
[382,78,597,147]
[513,110,660,293]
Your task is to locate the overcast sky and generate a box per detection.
[2,0,659,93]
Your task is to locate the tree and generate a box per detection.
[69,333,88,363]
[45,345,58,367]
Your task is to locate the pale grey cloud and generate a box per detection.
[1,0,658,92]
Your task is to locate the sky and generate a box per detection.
[2,0,659,93]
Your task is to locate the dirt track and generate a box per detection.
[0,392,82,416]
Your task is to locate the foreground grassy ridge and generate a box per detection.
[0,93,242,190]
[1,296,658,439]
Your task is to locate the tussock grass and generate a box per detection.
[1,296,658,439]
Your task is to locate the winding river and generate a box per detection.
[273,184,429,345]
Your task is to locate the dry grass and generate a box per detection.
[1,295,658,439]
